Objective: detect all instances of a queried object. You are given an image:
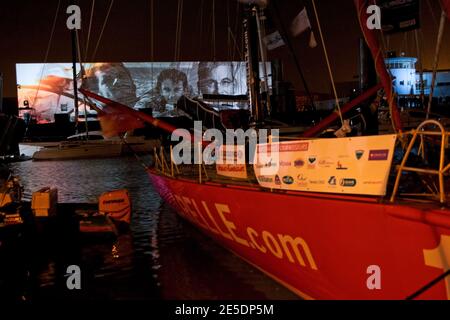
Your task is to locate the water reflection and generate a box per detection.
[4,157,298,300]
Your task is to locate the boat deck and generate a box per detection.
[152,158,450,211]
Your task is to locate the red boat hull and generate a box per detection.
[148,170,450,299]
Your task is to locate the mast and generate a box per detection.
[71,28,80,134]
[243,4,263,125]
[354,0,402,132]
[414,29,425,106]
[0,72,3,113]
[254,6,271,117]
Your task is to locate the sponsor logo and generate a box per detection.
[328,176,337,186]
[275,175,282,185]
[217,164,245,172]
[279,161,292,166]
[336,161,348,170]
[257,176,274,183]
[279,142,309,152]
[308,156,317,169]
[282,176,294,185]
[368,149,389,161]
[255,158,277,169]
[297,174,308,187]
[258,142,309,153]
[318,158,334,168]
[355,150,364,160]
[309,180,325,185]
[294,159,305,168]
[340,178,357,187]
[362,180,383,185]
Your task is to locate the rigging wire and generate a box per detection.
[150,0,154,62]
[426,10,446,120]
[84,0,96,62]
[173,0,184,62]
[426,0,439,29]
[228,27,243,62]
[32,0,61,109]
[227,0,231,60]
[311,0,344,126]
[212,0,216,61]
[75,29,89,138]
[150,0,154,90]
[232,1,242,61]
[174,0,179,61]
[91,0,115,61]
[198,0,204,58]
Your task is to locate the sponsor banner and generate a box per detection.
[216,145,247,179]
[253,135,397,196]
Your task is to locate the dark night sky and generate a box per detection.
[1,0,449,98]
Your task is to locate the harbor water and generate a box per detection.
[4,156,298,300]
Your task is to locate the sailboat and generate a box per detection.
[82,0,450,299]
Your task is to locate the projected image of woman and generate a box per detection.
[139,68,190,117]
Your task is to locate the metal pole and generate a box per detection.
[170,145,174,177]
[254,7,271,116]
[198,142,202,183]
[71,29,79,134]
[414,29,425,106]
[426,11,446,119]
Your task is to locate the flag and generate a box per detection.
[309,30,317,48]
[264,31,285,50]
[291,8,312,37]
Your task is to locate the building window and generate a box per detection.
[400,80,405,85]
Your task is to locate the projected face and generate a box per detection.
[17,61,262,121]
[199,64,235,95]
[160,79,185,104]
[94,67,137,106]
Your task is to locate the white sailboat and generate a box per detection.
[30,131,159,160]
